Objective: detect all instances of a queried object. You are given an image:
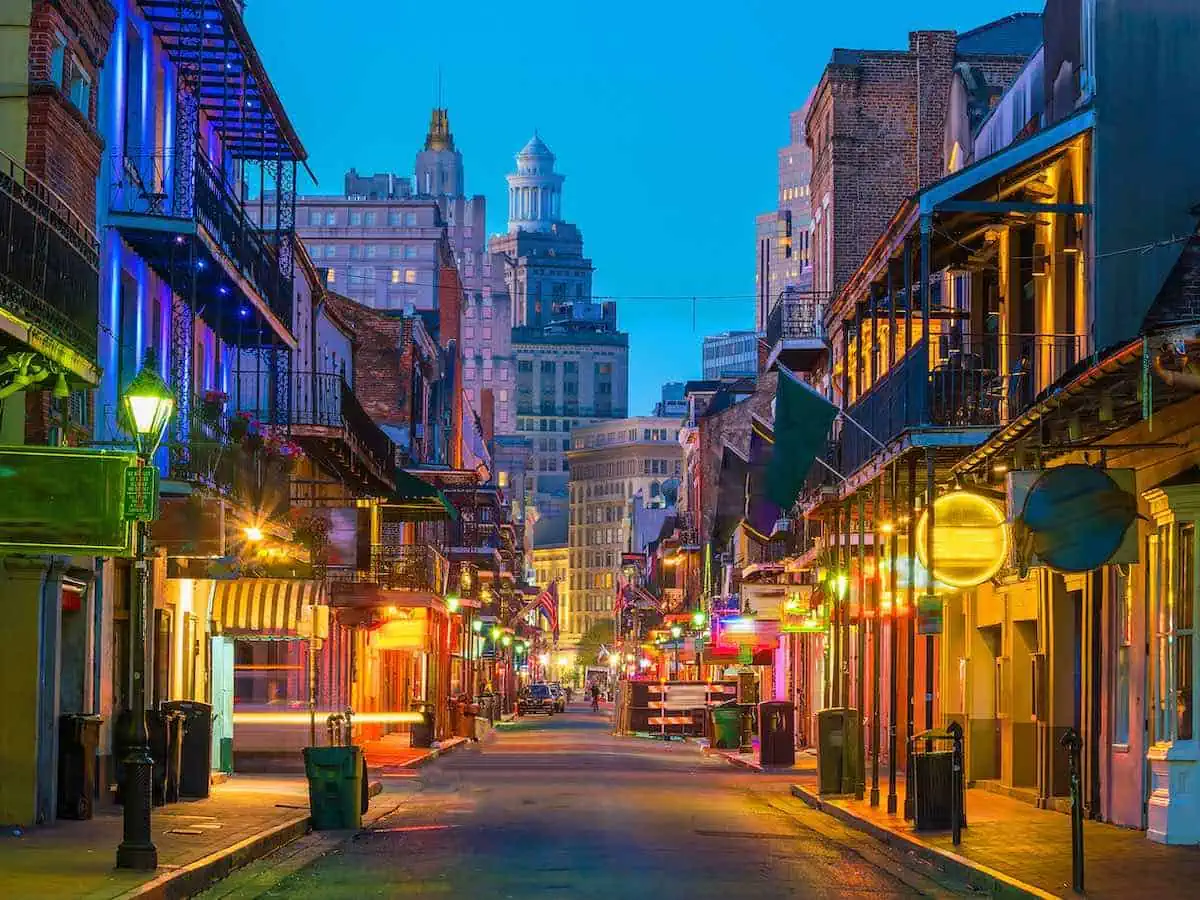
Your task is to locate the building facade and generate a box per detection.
[565,417,683,647]
[701,330,759,380]
[755,100,815,333]
[512,324,629,523]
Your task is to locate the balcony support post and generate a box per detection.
[903,452,917,821]
[887,460,900,814]
[855,489,866,801]
[854,302,863,407]
[829,504,841,708]
[919,215,933,423]
[887,259,896,370]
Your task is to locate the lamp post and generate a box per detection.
[116,351,175,871]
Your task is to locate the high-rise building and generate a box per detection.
[702,330,759,379]
[489,135,594,330]
[565,418,683,646]
[654,381,688,418]
[755,98,815,332]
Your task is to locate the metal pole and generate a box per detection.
[842,498,852,713]
[904,454,917,821]
[950,720,964,846]
[855,491,866,801]
[887,461,900,814]
[1063,728,1085,892]
[870,481,881,807]
[830,505,841,707]
[116,484,158,870]
[924,448,936,740]
[308,635,318,747]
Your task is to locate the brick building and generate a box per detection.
[807,14,1043,304]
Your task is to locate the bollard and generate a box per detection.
[1061,728,1084,893]
[947,721,964,846]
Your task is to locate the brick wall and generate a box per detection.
[1142,229,1200,332]
[25,0,115,219]
[324,293,413,430]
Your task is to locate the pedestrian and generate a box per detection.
[590,682,601,712]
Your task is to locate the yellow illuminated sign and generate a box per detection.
[915,491,1008,588]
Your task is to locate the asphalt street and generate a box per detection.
[207,704,966,899]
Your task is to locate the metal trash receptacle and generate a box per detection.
[817,707,860,794]
[163,700,213,798]
[303,746,364,830]
[410,700,435,748]
[909,725,966,834]
[758,701,795,767]
[57,714,103,820]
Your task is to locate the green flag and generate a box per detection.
[766,367,839,509]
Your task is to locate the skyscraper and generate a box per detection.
[755,97,815,332]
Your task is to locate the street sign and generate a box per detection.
[123,466,160,521]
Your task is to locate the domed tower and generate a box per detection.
[506,133,564,233]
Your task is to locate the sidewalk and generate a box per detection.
[360,733,471,771]
[792,772,1200,898]
[702,740,819,774]
[0,776,311,900]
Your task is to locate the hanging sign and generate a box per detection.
[915,491,1008,589]
[123,466,160,521]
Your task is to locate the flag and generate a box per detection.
[536,581,559,640]
[614,575,629,617]
[713,443,749,546]
[744,415,780,544]
[766,367,839,509]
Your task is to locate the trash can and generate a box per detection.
[817,708,860,794]
[910,732,965,832]
[158,708,185,805]
[303,746,364,830]
[759,701,795,768]
[163,700,213,798]
[410,700,435,748]
[711,702,742,750]
[58,714,103,820]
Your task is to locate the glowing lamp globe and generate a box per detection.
[692,611,706,629]
[121,352,175,457]
[670,625,682,639]
[915,491,1008,588]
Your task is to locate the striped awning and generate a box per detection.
[211,579,328,639]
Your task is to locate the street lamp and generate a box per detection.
[670,625,683,679]
[117,351,174,871]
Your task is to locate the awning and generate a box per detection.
[382,469,458,522]
[212,579,328,639]
[768,367,839,509]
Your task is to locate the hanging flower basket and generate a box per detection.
[229,411,252,441]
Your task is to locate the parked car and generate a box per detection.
[518,683,555,716]
[548,683,566,712]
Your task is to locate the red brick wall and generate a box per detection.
[324,293,412,430]
[438,264,465,468]
[25,0,115,219]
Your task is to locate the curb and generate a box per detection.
[789,783,1058,899]
[402,736,473,770]
[117,813,311,900]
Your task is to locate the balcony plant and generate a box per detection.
[197,390,228,429]
[229,410,254,442]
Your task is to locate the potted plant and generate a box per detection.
[229,410,253,441]
[198,389,228,427]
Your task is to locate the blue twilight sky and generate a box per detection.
[246,0,1039,415]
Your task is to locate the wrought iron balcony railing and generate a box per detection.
[109,150,292,325]
[839,332,1085,475]
[765,290,829,347]
[367,544,449,594]
[0,150,99,363]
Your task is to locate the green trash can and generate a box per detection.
[711,703,742,750]
[303,746,364,830]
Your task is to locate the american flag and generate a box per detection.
[536,581,559,639]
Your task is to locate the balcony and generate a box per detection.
[0,151,99,383]
[108,150,294,348]
[233,372,396,496]
[765,290,830,373]
[329,544,449,608]
[839,332,1084,477]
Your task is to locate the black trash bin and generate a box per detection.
[758,701,795,768]
[163,700,213,798]
[410,700,435,748]
[910,726,966,833]
[58,714,103,820]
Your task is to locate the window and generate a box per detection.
[1113,567,1132,745]
[405,246,418,258]
[366,246,377,258]
[50,31,68,88]
[350,211,362,225]
[326,245,337,257]
[325,212,336,225]
[388,211,402,226]
[350,245,361,259]
[499,390,509,402]
[309,210,322,226]
[464,326,475,340]
[405,212,417,226]
[68,61,91,118]
[482,306,493,319]
[405,269,417,284]
[391,269,400,284]
[1152,520,1197,744]
[308,244,322,259]
[483,326,492,340]
[326,269,336,284]
[365,211,377,226]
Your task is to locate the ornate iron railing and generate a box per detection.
[0,150,99,362]
[766,290,830,347]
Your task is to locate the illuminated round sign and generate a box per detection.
[915,491,1008,588]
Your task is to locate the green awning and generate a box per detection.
[381,469,458,522]
[766,367,839,510]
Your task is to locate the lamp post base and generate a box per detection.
[116,751,158,871]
